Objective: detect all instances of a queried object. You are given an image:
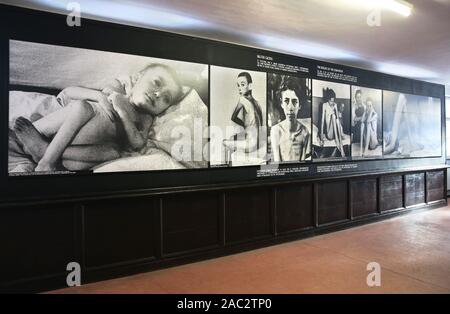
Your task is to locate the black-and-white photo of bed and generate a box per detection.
[8,40,209,175]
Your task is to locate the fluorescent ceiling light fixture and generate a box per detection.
[354,0,414,17]
[379,0,413,17]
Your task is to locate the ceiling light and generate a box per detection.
[366,0,413,17]
[380,0,414,17]
[344,0,413,17]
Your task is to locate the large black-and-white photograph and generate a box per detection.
[267,73,312,163]
[210,66,267,167]
[383,91,441,158]
[312,80,351,160]
[8,40,209,175]
[351,86,382,159]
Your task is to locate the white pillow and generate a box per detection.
[146,87,208,168]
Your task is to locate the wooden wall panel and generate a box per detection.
[276,184,313,233]
[225,187,272,244]
[0,168,446,292]
[427,170,445,203]
[84,198,155,269]
[317,181,348,225]
[405,173,425,207]
[0,205,77,284]
[380,175,403,211]
[162,192,220,255]
[351,179,378,218]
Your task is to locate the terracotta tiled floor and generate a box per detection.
[51,205,450,294]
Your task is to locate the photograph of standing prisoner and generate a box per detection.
[210,66,267,167]
[267,74,312,163]
[8,40,209,175]
[312,80,351,160]
[351,86,382,158]
[383,91,441,158]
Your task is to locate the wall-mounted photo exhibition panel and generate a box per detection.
[267,74,312,163]
[210,66,267,167]
[383,91,442,158]
[6,40,444,178]
[312,80,351,161]
[8,40,209,176]
[350,86,383,159]
[0,5,445,201]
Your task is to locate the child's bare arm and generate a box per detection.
[231,102,245,128]
[61,86,105,102]
[59,86,117,122]
[120,114,148,151]
[108,93,149,151]
[320,105,326,142]
[102,79,126,96]
[367,112,378,123]
[270,127,281,162]
[301,135,309,161]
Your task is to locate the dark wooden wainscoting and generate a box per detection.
[317,181,349,225]
[0,167,447,292]
[350,178,378,218]
[275,184,314,234]
[380,175,404,212]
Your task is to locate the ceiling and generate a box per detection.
[2,0,450,91]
